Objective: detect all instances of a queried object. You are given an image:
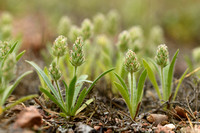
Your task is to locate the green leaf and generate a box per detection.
[166,50,179,100]
[71,88,87,115]
[143,59,162,100]
[16,50,25,61]
[2,94,38,112]
[68,76,77,113]
[26,61,60,100]
[75,98,93,116]
[62,80,68,110]
[40,87,68,115]
[114,72,128,93]
[173,68,189,101]
[86,68,115,95]
[114,82,131,109]
[1,41,18,68]
[0,71,32,106]
[72,75,88,107]
[136,70,147,104]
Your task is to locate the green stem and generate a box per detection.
[130,72,134,104]
[55,80,65,106]
[161,67,165,100]
[74,66,77,77]
[57,56,60,65]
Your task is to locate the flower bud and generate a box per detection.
[70,37,85,67]
[106,10,119,35]
[95,34,110,47]
[155,44,169,67]
[0,41,11,59]
[52,35,68,57]
[93,13,105,34]
[81,19,93,40]
[57,16,71,37]
[2,53,16,81]
[117,31,130,53]
[129,26,144,52]
[149,26,164,46]
[49,61,62,81]
[69,25,81,43]
[192,47,200,63]
[124,50,140,73]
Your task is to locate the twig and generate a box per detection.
[186,97,196,120]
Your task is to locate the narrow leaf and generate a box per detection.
[71,88,87,115]
[143,59,162,100]
[40,87,68,115]
[166,50,179,100]
[62,80,68,110]
[72,75,88,107]
[26,61,60,100]
[75,98,93,115]
[16,50,25,61]
[86,68,115,95]
[68,76,77,113]
[114,72,128,93]
[1,71,32,106]
[173,68,189,101]
[136,70,147,104]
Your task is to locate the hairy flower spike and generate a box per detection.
[155,44,169,67]
[0,41,11,59]
[70,37,85,67]
[150,26,164,46]
[124,50,140,73]
[117,31,130,53]
[69,25,81,43]
[52,35,68,57]
[2,53,16,81]
[49,61,62,81]
[81,19,93,40]
[57,16,71,37]
[93,13,105,34]
[106,10,119,35]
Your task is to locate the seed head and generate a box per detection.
[129,26,143,52]
[93,13,105,34]
[124,50,140,73]
[106,10,119,35]
[52,35,68,57]
[2,53,16,81]
[57,16,71,37]
[155,44,169,67]
[69,25,81,43]
[81,19,93,40]
[70,37,85,67]
[0,41,12,59]
[117,31,130,53]
[49,61,62,81]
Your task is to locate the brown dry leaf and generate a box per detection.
[175,106,187,118]
[155,124,175,133]
[147,114,168,125]
[14,106,43,128]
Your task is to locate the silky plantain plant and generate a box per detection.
[143,44,188,102]
[27,36,114,117]
[0,41,36,114]
[114,50,147,120]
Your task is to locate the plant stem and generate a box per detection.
[57,56,60,65]
[161,67,165,100]
[130,72,134,104]
[55,80,65,106]
[74,66,77,77]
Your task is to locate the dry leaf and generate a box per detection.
[14,106,42,128]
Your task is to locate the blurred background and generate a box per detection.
[0,0,200,46]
